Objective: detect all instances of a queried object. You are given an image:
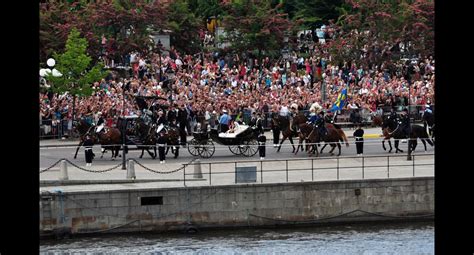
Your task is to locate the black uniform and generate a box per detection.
[315,115,327,138]
[399,114,411,138]
[167,109,177,123]
[177,108,188,146]
[255,115,264,135]
[156,115,167,126]
[157,134,167,162]
[258,133,267,158]
[271,113,281,147]
[83,137,94,164]
[249,114,257,127]
[353,127,364,155]
[97,117,105,126]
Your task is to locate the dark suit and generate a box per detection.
[353,128,364,154]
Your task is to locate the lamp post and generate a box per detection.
[122,84,127,170]
[40,58,62,79]
[407,77,412,161]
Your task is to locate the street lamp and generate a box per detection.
[40,58,62,79]
[40,58,62,88]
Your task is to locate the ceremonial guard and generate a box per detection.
[353,124,364,155]
[157,131,167,163]
[258,131,266,160]
[84,135,94,166]
[177,104,188,146]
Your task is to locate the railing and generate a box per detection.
[179,153,434,186]
[40,152,434,187]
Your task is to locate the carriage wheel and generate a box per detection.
[228,145,242,155]
[199,140,215,158]
[241,139,259,157]
[187,138,201,156]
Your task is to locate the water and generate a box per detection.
[40,222,434,254]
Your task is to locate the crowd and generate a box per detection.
[40,27,435,139]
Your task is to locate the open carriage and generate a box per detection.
[187,125,260,158]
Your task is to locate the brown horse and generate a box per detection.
[273,114,303,153]
[73,120,122,159]
[293,115,349,156]
[134,119,157,159]
[163,127,181,158]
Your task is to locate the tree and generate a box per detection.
[327,0,434,66]
[220,0,293,59]
[167,0,202,54]
[45,28,108,121]
[40,0,169,63]
[280,0,343,30]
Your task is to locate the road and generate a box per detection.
[40,128,434,168]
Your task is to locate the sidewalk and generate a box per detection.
[40,127,383,146]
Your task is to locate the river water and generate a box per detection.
[40,221,434,254]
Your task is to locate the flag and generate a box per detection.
[330,86,348,112]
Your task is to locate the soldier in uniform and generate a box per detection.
[255,112,264,135]
[353,124,364,155]
[388,107,398,122]
[399,108,411,142]
[84,135,94,166]
[177,104,188,146]
[156,110,167,133]
[95,112,105,134]
[314,111,327,138]
[249,112,257,127]
[157,131,167,164]
[258,131,266,160]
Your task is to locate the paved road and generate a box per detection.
[40,128,434,168]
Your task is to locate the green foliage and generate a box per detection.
[220,0,293,56]
[167,0,202,54]
[45,28,108,97]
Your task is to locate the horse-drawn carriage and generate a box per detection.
[187,125,260,158]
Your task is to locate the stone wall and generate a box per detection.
[40,177,434,237]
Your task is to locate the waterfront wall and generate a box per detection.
[40,177,434,237]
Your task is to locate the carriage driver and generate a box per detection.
[156,110,167,133]
[95,112,105,134]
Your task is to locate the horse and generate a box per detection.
[273,114,303,153]
[73,119,122,160]
[163,127,180,158]
[372,115,433,153]
[133,118,157,159]
[293,115,349,156]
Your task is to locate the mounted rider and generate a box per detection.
[399,108,411,141]
[289,103,299,132]
[422,104,434,136]
[307,108,318,125]
[156,110,168,134]
[95,112,106,134]
[387,107,398,122]
[314,111,328,138]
